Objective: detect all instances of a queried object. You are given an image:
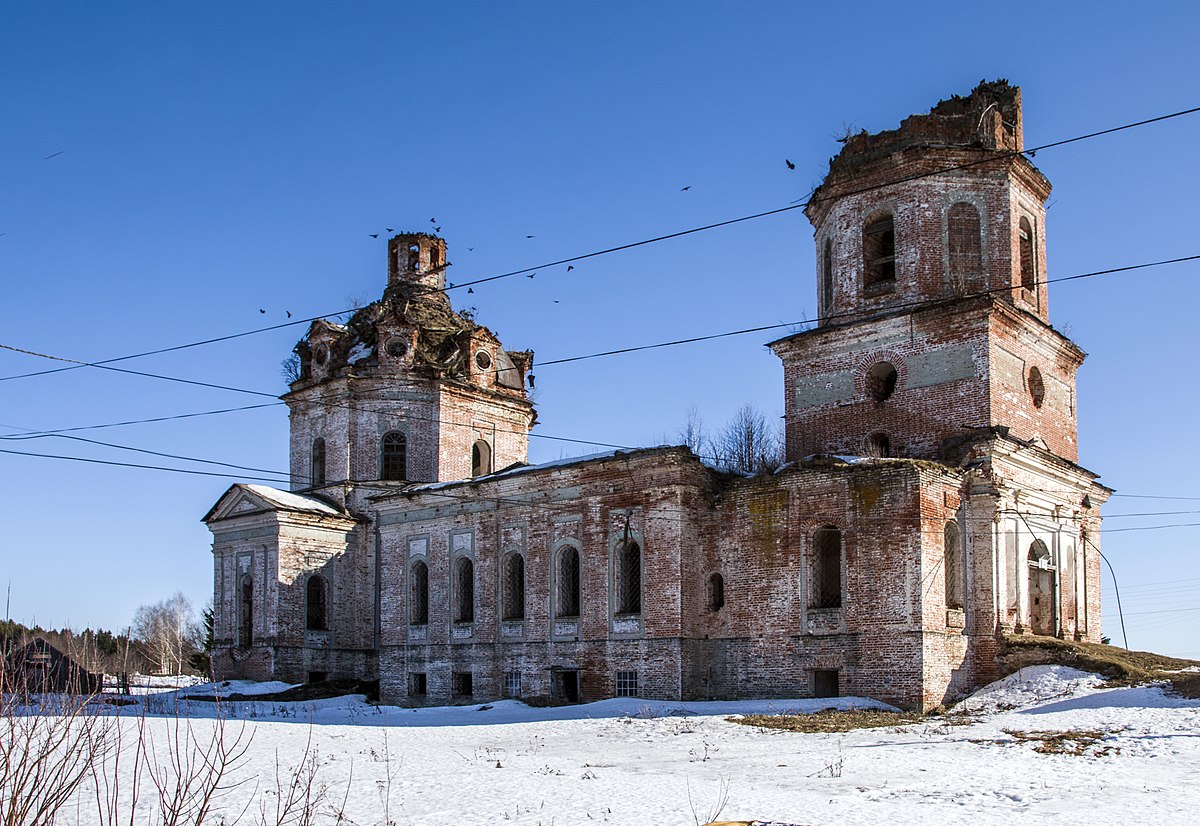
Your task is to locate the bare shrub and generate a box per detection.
[712,404,784,475]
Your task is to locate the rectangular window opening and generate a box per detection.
[615,670,639,698]
[408,672,427,697]
[504,670,522,698]
[452,672,473,697]
[812,669,839,699]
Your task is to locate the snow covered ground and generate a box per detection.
[21,666,1200,824]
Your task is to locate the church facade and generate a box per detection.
[205,81,1109,711]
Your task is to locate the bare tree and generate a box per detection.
[132,593,202,676]
[713,403,784,475]
[671,406,709,457]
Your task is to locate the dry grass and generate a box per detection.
[729,708,922,733]
[972,727,1123,757]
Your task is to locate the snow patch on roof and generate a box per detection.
[242,484,344,516]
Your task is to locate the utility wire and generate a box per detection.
[2,103,1197,385]
[0,447,291,483]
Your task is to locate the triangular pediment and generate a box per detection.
[203,485,275,523]
[203,483,349,524]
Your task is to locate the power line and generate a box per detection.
[2,432,293,477]
[537,254,1200,368]
[0,446,291,483]
[2,102,1197,386]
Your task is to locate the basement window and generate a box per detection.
[615,670,639,698]
[408,672,427,697]
[504,670,522,698]
[452,672,474,697]
[812,669,840,699]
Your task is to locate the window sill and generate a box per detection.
[862,281,896,298]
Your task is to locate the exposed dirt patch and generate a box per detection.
[971,727,1123,757]
[729,708,922,733]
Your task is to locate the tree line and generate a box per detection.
[1,591,212,677]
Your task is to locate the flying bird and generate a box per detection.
[566,265,574,271]
[44,150,64,160]
[286,311,292,318]
[369,233,379,238]
[467,247,475,252]
[434,226,441,232]
[785,159,795,170]
[527,273,535,279]
[680,186,691,191]
[525,235,534,238]
[467,287,474,294]
[259,309,266,314]
[386,227,394,232]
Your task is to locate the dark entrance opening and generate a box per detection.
[812,669,840,699]
[553,669,580,703]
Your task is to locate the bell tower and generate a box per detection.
[771,81,1082,463]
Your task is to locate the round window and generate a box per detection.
[1028,366,1045,408]
[314,344,329,366]
[475,351,493,371]
[385,337,408,358]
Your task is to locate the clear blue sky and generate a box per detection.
[2,2,1198,657]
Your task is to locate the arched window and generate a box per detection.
[616,541,642,615]
[863,213,896,290]
[381,432,407,481]
[471,440,492,477]
[707,572,725,611]
[944,522,964,610]
[310,438,326,486]
[557,545,581,618]
[811,526,842,609]
[948,202,983,292]
[1018,216,1036,291]
[1028,539,1051,564]
[409,560,429,625]
[867,362,898,403]
[454,557,475,623]
[306,575,328,631]
[821,237,834,315]
[503,553,525,620]
[238,575,253,649]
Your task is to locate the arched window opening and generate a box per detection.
[238,576,253,649]
[821,237,834,315]
[867,362,898,404]
[381,432,407,481]
[454,557,475,623]
[409,560,429,625]
[310,438,326,487]
[1028,366,1045,409]
[944,522,964,610]
[1018,216,1036,291]
[867,432,891,459]
[407,243,420,271]
[471,440,492,477]
[1028,539,1051,565]
[557,546,581,618]
[811,527,842,609]
[306,575,328,631]
[616,541,642,615]
[707,572,725,611]
[863,214,896,290]
[503,554,525,620]
[947,202,983,292]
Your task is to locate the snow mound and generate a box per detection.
[177,680,298,698]
[954,665,1103,714]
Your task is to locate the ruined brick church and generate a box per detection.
[205,82,1109,710]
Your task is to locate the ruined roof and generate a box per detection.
[202,483,349,523]
[819,80,1023,184]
